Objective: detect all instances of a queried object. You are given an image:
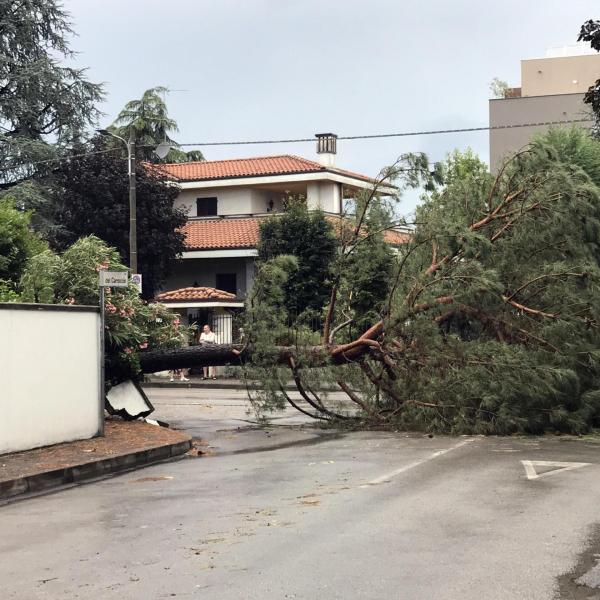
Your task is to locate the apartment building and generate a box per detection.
[489,44,598,170]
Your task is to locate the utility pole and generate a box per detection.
[128,131,137,275]
[97,128,139,275]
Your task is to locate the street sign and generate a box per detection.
[131,273,142,293]
[99,270,128,288]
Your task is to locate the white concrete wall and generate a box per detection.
[0,304,101,455]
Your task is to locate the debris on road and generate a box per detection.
[106,380,154,420]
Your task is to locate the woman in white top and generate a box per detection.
[199,324,217,379]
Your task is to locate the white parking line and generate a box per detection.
[361,438,476,487]
[521,460,591,480]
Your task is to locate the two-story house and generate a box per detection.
[153,134,405,333]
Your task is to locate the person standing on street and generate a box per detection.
[199,323,217,379]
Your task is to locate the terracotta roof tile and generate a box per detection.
[183,216,410,251]
[383,229,412,245]
[149,154,381,185]
[183,218,259,250]
[156,287,238,303]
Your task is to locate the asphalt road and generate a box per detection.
[1,388,600,599]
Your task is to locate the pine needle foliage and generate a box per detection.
[246,129,600,434]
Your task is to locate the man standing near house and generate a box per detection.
[199,324,217,380]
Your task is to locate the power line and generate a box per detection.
[0,117,593,173]
[176,118,593,147]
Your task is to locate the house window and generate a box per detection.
[216,273,237,295]
[196,197,218,216]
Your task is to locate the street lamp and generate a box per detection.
[96,129,138,275]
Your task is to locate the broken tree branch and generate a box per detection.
[501,296,559,319]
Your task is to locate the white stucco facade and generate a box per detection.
[172,170,392,218]
[160,158,396,302]
[174,180,344,217]
[174,186,286,217]
[166,257,254,298]
[306,181,342,213]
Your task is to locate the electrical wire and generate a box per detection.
[0,116,593,173]
[176,118,593,147]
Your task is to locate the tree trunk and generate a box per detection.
[139,344,247,373]
[138,343,364,374]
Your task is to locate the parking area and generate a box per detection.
[0,387,599,599]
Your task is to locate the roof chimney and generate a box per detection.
[315,132,337,167]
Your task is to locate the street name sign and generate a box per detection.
[99,270,129,288]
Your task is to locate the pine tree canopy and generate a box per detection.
[243,128,600,434]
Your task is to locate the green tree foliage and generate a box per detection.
[0,0,103,190]
[381,130,600,433]
[0,198,45,290]
[338,200,394,336]
[257,200,337,319]
[489,77,509,99]
[578,20,600,134]
[110,87,204,163]
[19,236,186,383]
[240,255,300,416]
[45,137,188,299]
[438,148,490,186]
[246,131,600,434]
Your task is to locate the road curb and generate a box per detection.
[0,438,192,501]
[141,381,335,391]
[142,380,253,390]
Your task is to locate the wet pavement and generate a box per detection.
[0,387,599,599]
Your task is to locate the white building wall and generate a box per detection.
[306,181,342,213]
[0,304,101,455]
[174,186,286,217]
[163,258,250,297]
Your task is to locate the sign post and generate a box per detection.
[98,271,129,436]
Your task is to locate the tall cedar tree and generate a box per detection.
[47,137,187,299]
[257,201,336,319]
[0,0,103,200]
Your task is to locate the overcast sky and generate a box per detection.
[64,0,598,213]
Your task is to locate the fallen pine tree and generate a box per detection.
[140,129,600,434]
